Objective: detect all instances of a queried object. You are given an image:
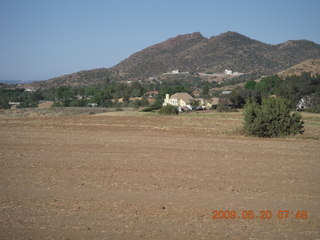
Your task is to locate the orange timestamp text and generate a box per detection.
[211,210,308,220]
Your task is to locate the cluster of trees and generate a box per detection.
[0,87,43,109]
[1,72,319,113]
[228,73,320,111]
[50,82,152,108]
[0,78,197,109]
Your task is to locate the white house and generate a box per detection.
[163,92,214,111]
[163,92,194,111]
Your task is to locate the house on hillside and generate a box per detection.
[163,92,214,111]
[163,92,194,111]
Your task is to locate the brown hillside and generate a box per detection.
[21,68,119,89]
[23,32,320,89]
[279,59,320,77]
[113,32,320,79]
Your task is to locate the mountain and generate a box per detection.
[114,31,320,79]
[21,68,119,89]
[278,59,320,77]
[23,31,320,89]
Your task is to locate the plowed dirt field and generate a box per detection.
[0,109,319,239]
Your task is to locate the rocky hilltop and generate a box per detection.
[114,31,320,79]
[24,31,320,89]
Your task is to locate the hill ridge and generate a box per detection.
[23,31,320,89]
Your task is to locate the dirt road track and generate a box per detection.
[0,113,319,239]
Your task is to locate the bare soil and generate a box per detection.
[0,109,319,239]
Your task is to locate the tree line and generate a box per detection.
[228,73,320,112]
[0,72,319,112]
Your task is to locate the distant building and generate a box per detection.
[296,96,312,111]
[88,103,98,107]
[162,69,189,75]
[225,69,233,75]
[24,88,35,92]
[222,90,232,95]
[163,92,193,111]
[8,102,21,109]
[163,92,213,111]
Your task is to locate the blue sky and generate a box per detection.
[0,0,319,81]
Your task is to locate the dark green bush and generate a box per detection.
[243,97,304,137]
[159,105,179,115]
[216,103,232,112]
[51,101,64,107]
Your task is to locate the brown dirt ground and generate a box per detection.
[0,109,319,239]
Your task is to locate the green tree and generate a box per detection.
[191,100,201,109]
[56,86,74,100]
[159,105,179,115]
[243,97,304,137]
[255,75,282,95]
[244,80,257,90]
[201,84,210,97]
[0,95,10,109]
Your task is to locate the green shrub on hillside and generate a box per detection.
[159,105,179,115]
[243,97,304,137]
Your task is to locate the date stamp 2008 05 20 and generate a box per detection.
[211,210,308,220]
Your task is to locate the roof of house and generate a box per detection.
[145,90,158,95]
[170,92,194,103]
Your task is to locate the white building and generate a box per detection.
[163,92,193,111]
[225,69,233,75]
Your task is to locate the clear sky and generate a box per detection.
[0,0,319,81]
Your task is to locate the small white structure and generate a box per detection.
[296,96,312,111]
[163,69,189,75]
[88,103,98,107]
[24,88,35,92]
[9,102,21,105]
[225,69,233,75]
[222,90,232,95]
